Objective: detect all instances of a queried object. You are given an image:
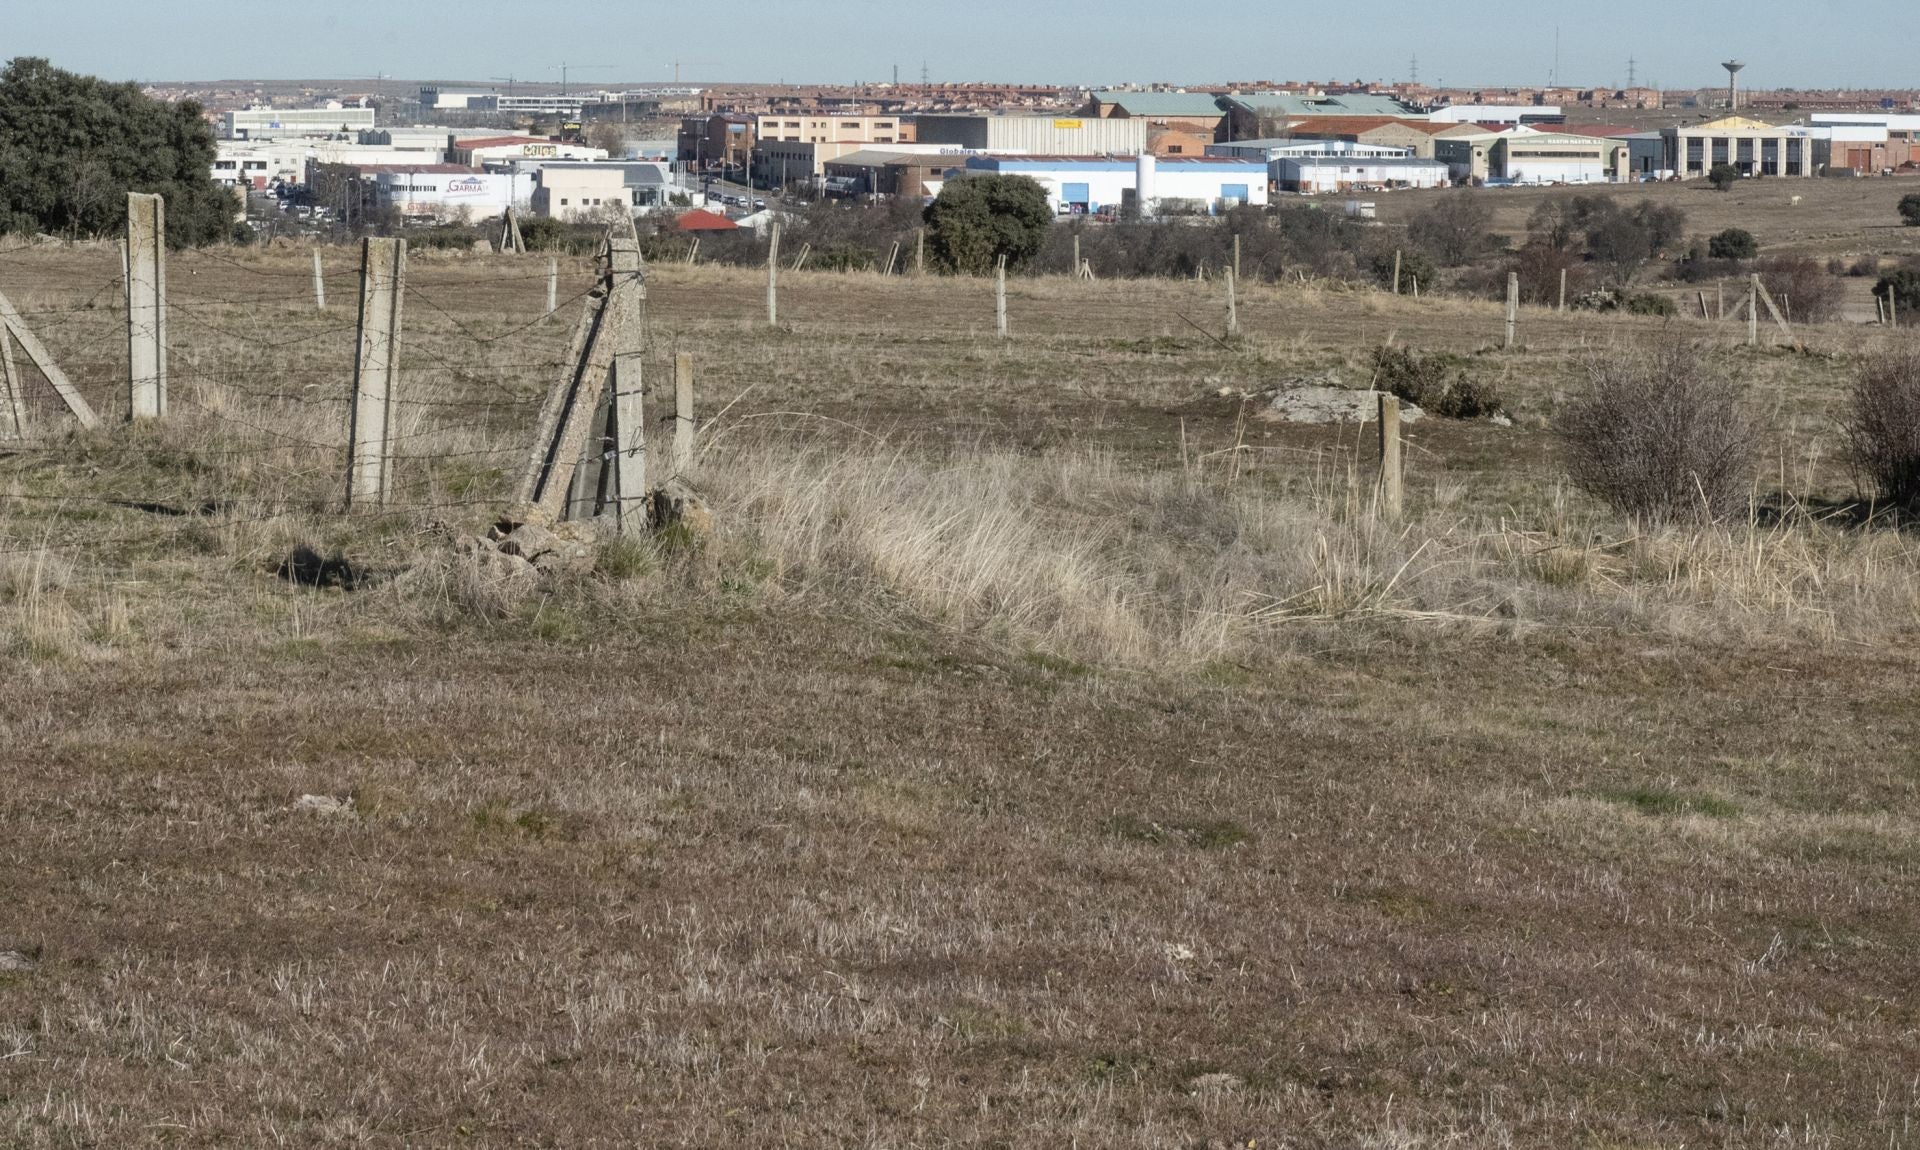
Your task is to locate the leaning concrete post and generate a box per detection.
[346,237,406,510]
[1378,392,1403,521]
[126,192,167,420]
[1504,272,1519,349]
[312,249,326,309]
[766,221,781,327]
[610,351,647,533]
[995,255,1008,339]
[0,328,24,440]
[674,352,695,475]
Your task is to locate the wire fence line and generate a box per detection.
[0,241,656,563]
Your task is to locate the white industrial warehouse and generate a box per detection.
[960,154,1269,215]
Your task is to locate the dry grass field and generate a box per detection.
[3,240,1920,1147]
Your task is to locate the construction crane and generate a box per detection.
[489,75,521,97]
[553,63,615,96]
[668,60,719,83]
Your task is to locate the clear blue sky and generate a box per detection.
[8,0,1912,90]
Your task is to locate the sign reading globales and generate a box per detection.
[1053,119,1084,129]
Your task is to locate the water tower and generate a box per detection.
[1722,59,1746,110]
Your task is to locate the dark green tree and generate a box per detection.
[1876,268,1920,312]
[922,173,1052,275]
[1708,228,1759,260]
[0,57,231,246]
[1707,163,1739,192]
[1899,194,1920,227]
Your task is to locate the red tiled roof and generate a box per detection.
[675,209,739,231]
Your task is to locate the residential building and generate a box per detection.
[677,115,757,172]
[753,114,913,147]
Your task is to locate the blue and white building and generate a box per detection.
[960,154,1269,216]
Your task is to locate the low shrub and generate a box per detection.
[1707,228,1758,260]
[1558,341,1757,524]
[1370,346,1502,419]
[1844,349,1920,507]
[1752,257,1845,324]
[1625,292,1678,317]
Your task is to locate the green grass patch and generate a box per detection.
[1104,813,1251,850]
[1598,786,1741,819]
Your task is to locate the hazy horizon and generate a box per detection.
[8,0,1914,92]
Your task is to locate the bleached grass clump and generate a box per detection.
[695,435,1920,666]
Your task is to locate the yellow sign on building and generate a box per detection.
[1053,119,1083,130]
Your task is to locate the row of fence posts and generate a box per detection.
[0,193,700,530]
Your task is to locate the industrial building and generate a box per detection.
[1809,113,1920,173]
[820,150,961,199]
[347,166,534,222]
[530,167,633,222]
[516,160,695,209]
[1224,92,1426,120]
[1272,155,1450,193]
[1263,116,1487,159]
[1486,128,1631,184]
[221,105,376,141]
[1662,117,1817,178]
[1427,104,1565,127]
[958,154,1268,216]
[915,115,1147,155]
[450,136,608,167]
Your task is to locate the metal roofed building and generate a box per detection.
[221,105,376,141]
[1426,104,1564,127]
[914,115,1147,155]
[1084,91,1230,120]
[1272,155,1450,193]
[1223,92,1425,119]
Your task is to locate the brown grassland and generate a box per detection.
[2,233,1919,1147]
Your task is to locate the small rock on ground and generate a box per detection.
[0,952,39,973]
[293,794,354,817]
[1260,386,1423,425]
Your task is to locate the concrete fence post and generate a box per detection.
[1558,267,1567,312]
[312,249,326,310]
[0,327,24,440]
[766,221,781,326]
[1226,266,1239,339]
[1747,275,1759,347]
[995,254,1008,339]
[547,256,558,316]
[1378,392,1403,521]
[674,352,695,476]
[915,227,926,276]
[126,192,167,420]
[1233,233,1242,282]
[610,351,647,533]
[1392,249,1402,295]
[346,237,406,510]
[1504,272,1519,349]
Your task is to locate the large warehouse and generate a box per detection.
[1487,129,1631,184]
[917,115,1147,156]
[960,154,1268,216]
[1272,155,1450,193]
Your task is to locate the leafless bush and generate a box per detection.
[1558,341,1757,524]
[1754,256,1845,325]
[1845,349,1920,507]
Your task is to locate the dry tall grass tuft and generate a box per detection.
[692,434,1920,664]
